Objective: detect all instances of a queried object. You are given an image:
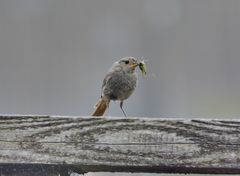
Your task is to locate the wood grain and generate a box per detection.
[0,115,240,174]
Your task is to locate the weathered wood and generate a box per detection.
[0,115,240,174]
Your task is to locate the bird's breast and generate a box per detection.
[103,71,137,101]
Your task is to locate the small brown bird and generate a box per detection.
[92,57,139,117]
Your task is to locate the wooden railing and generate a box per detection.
[0,115,239,175]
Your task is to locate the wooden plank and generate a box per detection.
[0,115,240,174]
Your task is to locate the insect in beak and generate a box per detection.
[139,61,147,75]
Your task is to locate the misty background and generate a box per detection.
[0,0,240,118]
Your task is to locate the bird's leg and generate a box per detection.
[120,101,127,117]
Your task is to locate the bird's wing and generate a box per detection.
[102,71,116,90]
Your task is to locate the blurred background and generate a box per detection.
[0,0,240,118]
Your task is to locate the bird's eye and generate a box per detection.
[124,60,129,64]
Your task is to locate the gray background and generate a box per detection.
[1,0,240,118]
[1,0,240,116]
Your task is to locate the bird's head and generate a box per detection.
[113,57,139,73]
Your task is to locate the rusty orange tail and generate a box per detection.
[92,98,109,116]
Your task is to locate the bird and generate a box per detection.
[92,57,139,117]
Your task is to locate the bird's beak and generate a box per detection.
[130,63,139,69]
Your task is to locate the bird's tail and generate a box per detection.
[92,98,109,116]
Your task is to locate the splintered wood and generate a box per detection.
[0,115,239,174]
